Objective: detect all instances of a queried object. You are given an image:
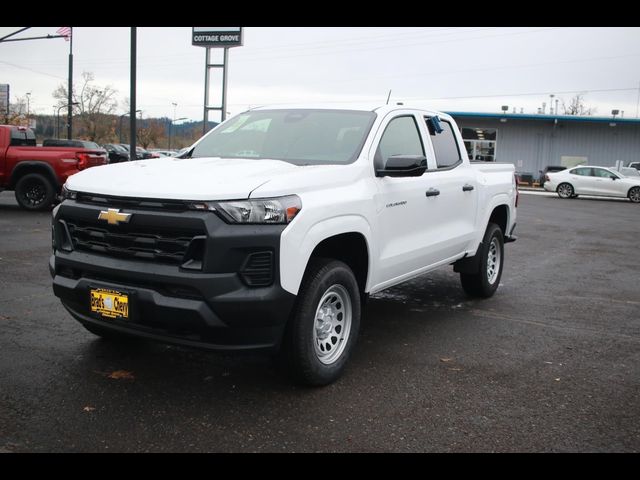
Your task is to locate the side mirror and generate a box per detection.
[610,175,618,180]
[376,155,428,177]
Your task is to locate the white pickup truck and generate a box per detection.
[50,105,517,385]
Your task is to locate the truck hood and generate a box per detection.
[64,157,300,200]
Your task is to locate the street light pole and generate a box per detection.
[26,92,31,125]
[119,109,141,143]
[169,117,187,151]
[57,102,78,139]
[67,27,73,139]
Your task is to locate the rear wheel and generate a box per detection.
[279,258,361,386]
[557,183,574,199]
[460,223,504,298]
[14,173,56,211]
[629,186,640,203]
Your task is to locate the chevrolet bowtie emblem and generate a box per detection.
[98,208,132,225]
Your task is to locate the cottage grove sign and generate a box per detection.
[192,27,243,47]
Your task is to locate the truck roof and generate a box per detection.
[247,103,447,118]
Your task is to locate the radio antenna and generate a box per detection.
[386,90,392,105]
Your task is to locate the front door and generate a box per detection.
[372,114,435,286]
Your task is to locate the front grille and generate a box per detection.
[75,192,190,212]
[66,221,201,265]
[240,251,274,286]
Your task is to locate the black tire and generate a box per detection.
[81,322,140,342]
[556,183,574,199]
[628,186,640,203]
[14,173,56,211]
[279,258,361,386]
[460,223,504,298]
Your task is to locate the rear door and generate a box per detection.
[569,167,595,194]
[420,116,478,261]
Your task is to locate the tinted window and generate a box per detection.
[572,167,592,176]
[593,168,616,178]
[375,116,424,167]
[191,109,376,166]
[10,128,36,146]
[425,118,462,168]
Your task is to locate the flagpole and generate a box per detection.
[67,27,73,139]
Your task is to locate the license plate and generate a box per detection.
[90,288,129,319]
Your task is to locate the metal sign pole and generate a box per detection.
[221,48,228,122]
[194,28,242,133]
[203,47,210,135]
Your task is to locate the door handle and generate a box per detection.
[425,188,440,197]
[462,184,475,192]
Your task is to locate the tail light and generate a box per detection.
[514,174,519,208]
[76,152,89,170]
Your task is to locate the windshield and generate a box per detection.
[190,109,376,165]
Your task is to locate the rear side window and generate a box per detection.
[375,116,424,168]
[10,128,36,146]
[425,117,461,169]
[572,167,592,176]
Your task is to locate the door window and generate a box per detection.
[426,118,462,168]
[593,168,617,178]
[572,167,592,176]
[375,116,424,169]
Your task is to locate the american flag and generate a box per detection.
[56,26,72,41]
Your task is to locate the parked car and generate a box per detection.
[0,125,108,210]
[628,161,640,171]
[52,105,518,385]
[118,144,157,160]
[620,167,640,177]
[544,165,640,203]
[148,149,178,157]
[102,143,130,163]
[539,165,566,187]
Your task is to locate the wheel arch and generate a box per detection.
[279,215,373,296]
[10,161,59,190]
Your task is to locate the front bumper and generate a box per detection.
[51,198,296,352]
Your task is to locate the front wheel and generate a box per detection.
[460,223,504,298]
[629,186,640,203]
[557,183,574,199]
[279,259,361,386]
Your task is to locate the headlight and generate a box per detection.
[189,195,301,224]
[61,184,77,200]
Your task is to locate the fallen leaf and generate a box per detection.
[448,367,463,371]
[107,370,135,380]
[83,406,96,412]
[555,378,561,382]
[440,357,453,362]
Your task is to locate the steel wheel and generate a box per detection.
[557,183,574,199]
[487,237,501,285]
[629,187,640,203]
[312,284,352,365]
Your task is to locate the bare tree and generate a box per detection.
[53,71,119,142]
[561,94,596,116]
[3,96,29,126]
[137,119,165,149]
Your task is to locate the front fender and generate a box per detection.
[279,215,374,295]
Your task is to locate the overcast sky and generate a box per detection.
[2,26,640,122]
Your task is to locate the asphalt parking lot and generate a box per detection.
[1,190,639,452]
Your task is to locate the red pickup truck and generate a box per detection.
[0,125,108,210]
